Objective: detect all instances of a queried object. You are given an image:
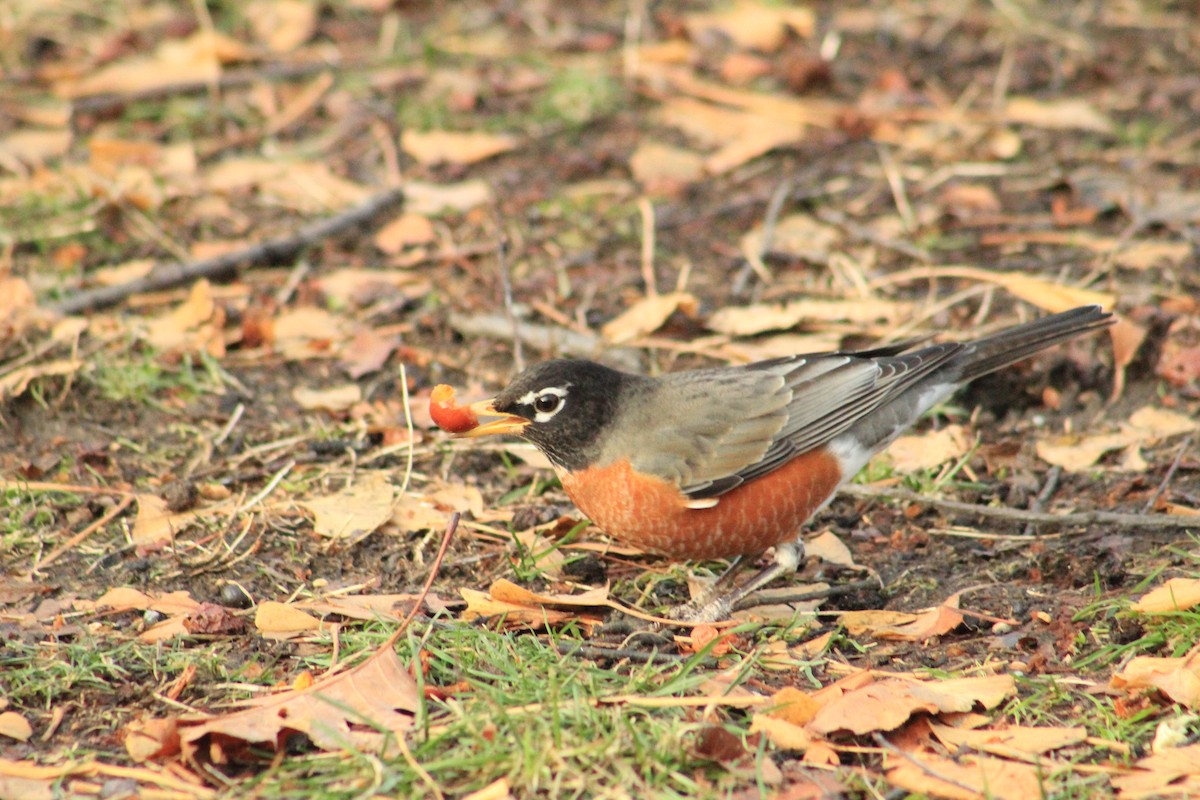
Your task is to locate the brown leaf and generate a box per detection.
[885,425,970,473]
[1132,578,1200,614]
[683,2,815,52]
[247,0,317,52]
[374,213,437,253]
[886,751,1043,800]
[749,713,812,751]
[1005,97,1114,133]
[124,716,181,761]
[1111,743,1200,798]
[809,674,1016,735]
[1111,645,1200,709]
[842,592,964,641]
[180,644,418,760]
[692,725,748,763]
[254,601,323,635]
[0,712,32,742]
[182,603,246,635]
[300,473,395,539]
[401,130,518,165]
[601,292,698,344]
[292,383,363,412]
[708,298,909,337]
[929,721,1087,757]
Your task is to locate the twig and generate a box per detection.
[1143,435,1192,514]
[1023,465,1061,536]
[33,493,135,573]
[51,187,405,315]
[839,484,1200,530]
[556,641,688,664]
[383,512,459,649]
[447,311,642,371]
[733,578,880,612]
[638,197,658,296]
[872,732,983,797]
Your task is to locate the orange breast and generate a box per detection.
[557,449,843,560]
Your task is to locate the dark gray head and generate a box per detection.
[488,359,635,471]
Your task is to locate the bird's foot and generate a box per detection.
[667,541,807,624]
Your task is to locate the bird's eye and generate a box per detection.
[534,393,562,414]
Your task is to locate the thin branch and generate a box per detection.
[839,483,1200,530]
[1143,435,1192,514]
[51,187,405,315]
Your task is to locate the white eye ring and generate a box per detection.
[518,386,568,423]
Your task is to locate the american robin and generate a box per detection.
[458,305,1113,621]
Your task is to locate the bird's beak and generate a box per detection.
[454,400,530,438]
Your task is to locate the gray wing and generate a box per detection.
[610,343,965,500]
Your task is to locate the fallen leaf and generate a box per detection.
[885,425,970,472]
[1036,405,1198,471]
[929,721,1087,757]
[767,686,820,726]
[124,716,181,761]
[805,531,857,568]
[1132,578,1200,614]
[60,31,252,98]
[708,298,909,337]
[0,129,72,170]
[741,213,842,265]
[628,142,705,191]
[402,129,518,165]
[886,750,1043,800]
[0,359,84,401]
[1111,645,1200,709]
[810,674,1015,735]
[749,713,812,751]
[487,579,610,608]
[683,1,815,52]
[842,591,964,642]
[142,279,226,357]
[0,713,32,742]
[601,292,698,343]
[1005,97,1114,133]
[254,601,323,635]
[180,644,418,760]
[462,778,514,800]
[247,0,317,52]
[301,473,395,539]
[292,383,362,412]
[1110,743,1200,798]
[374,213,437,253]
[404,179,493,214]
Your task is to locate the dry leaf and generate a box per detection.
[254,601,323,634]
[339,329,399,378]
[767,686,820,726]
[683,1,815,52]
[0,129,72,170]
[805,531,857,568]
[628,142,705,190]
[0,713,32,742]
[142,279,226,357]
[1111,743,1200,798]
[459,587,578,629]
[708,298,908,337]
[60,31,251,98]
[741,213,842,264]
[886,751,1043,800]
[247,0,317,52]
[601,292,697,343]
[809,674,1015,735]
[292,383,362,412]
[749,714,812,751]
[841,592,964,641]
[402,129,518,165]
[374,213,437,253]
[885,425,969,472]
[180,644,418,760]
[1111,645,1200,709]
[404,179,494,214]
[0,359,84,401]
[301,473,395,538]
[929,721,1087,757]
[1132,578,1200,614]
[1036,405,1198,472]
[123,716,181,761]
[462,778,514,800]
[1005,97,1114,133]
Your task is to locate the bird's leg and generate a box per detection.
[674,541,805,624]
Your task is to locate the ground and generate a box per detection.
[1,1,1199,798]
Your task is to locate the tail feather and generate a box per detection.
[955,305,1113,382]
